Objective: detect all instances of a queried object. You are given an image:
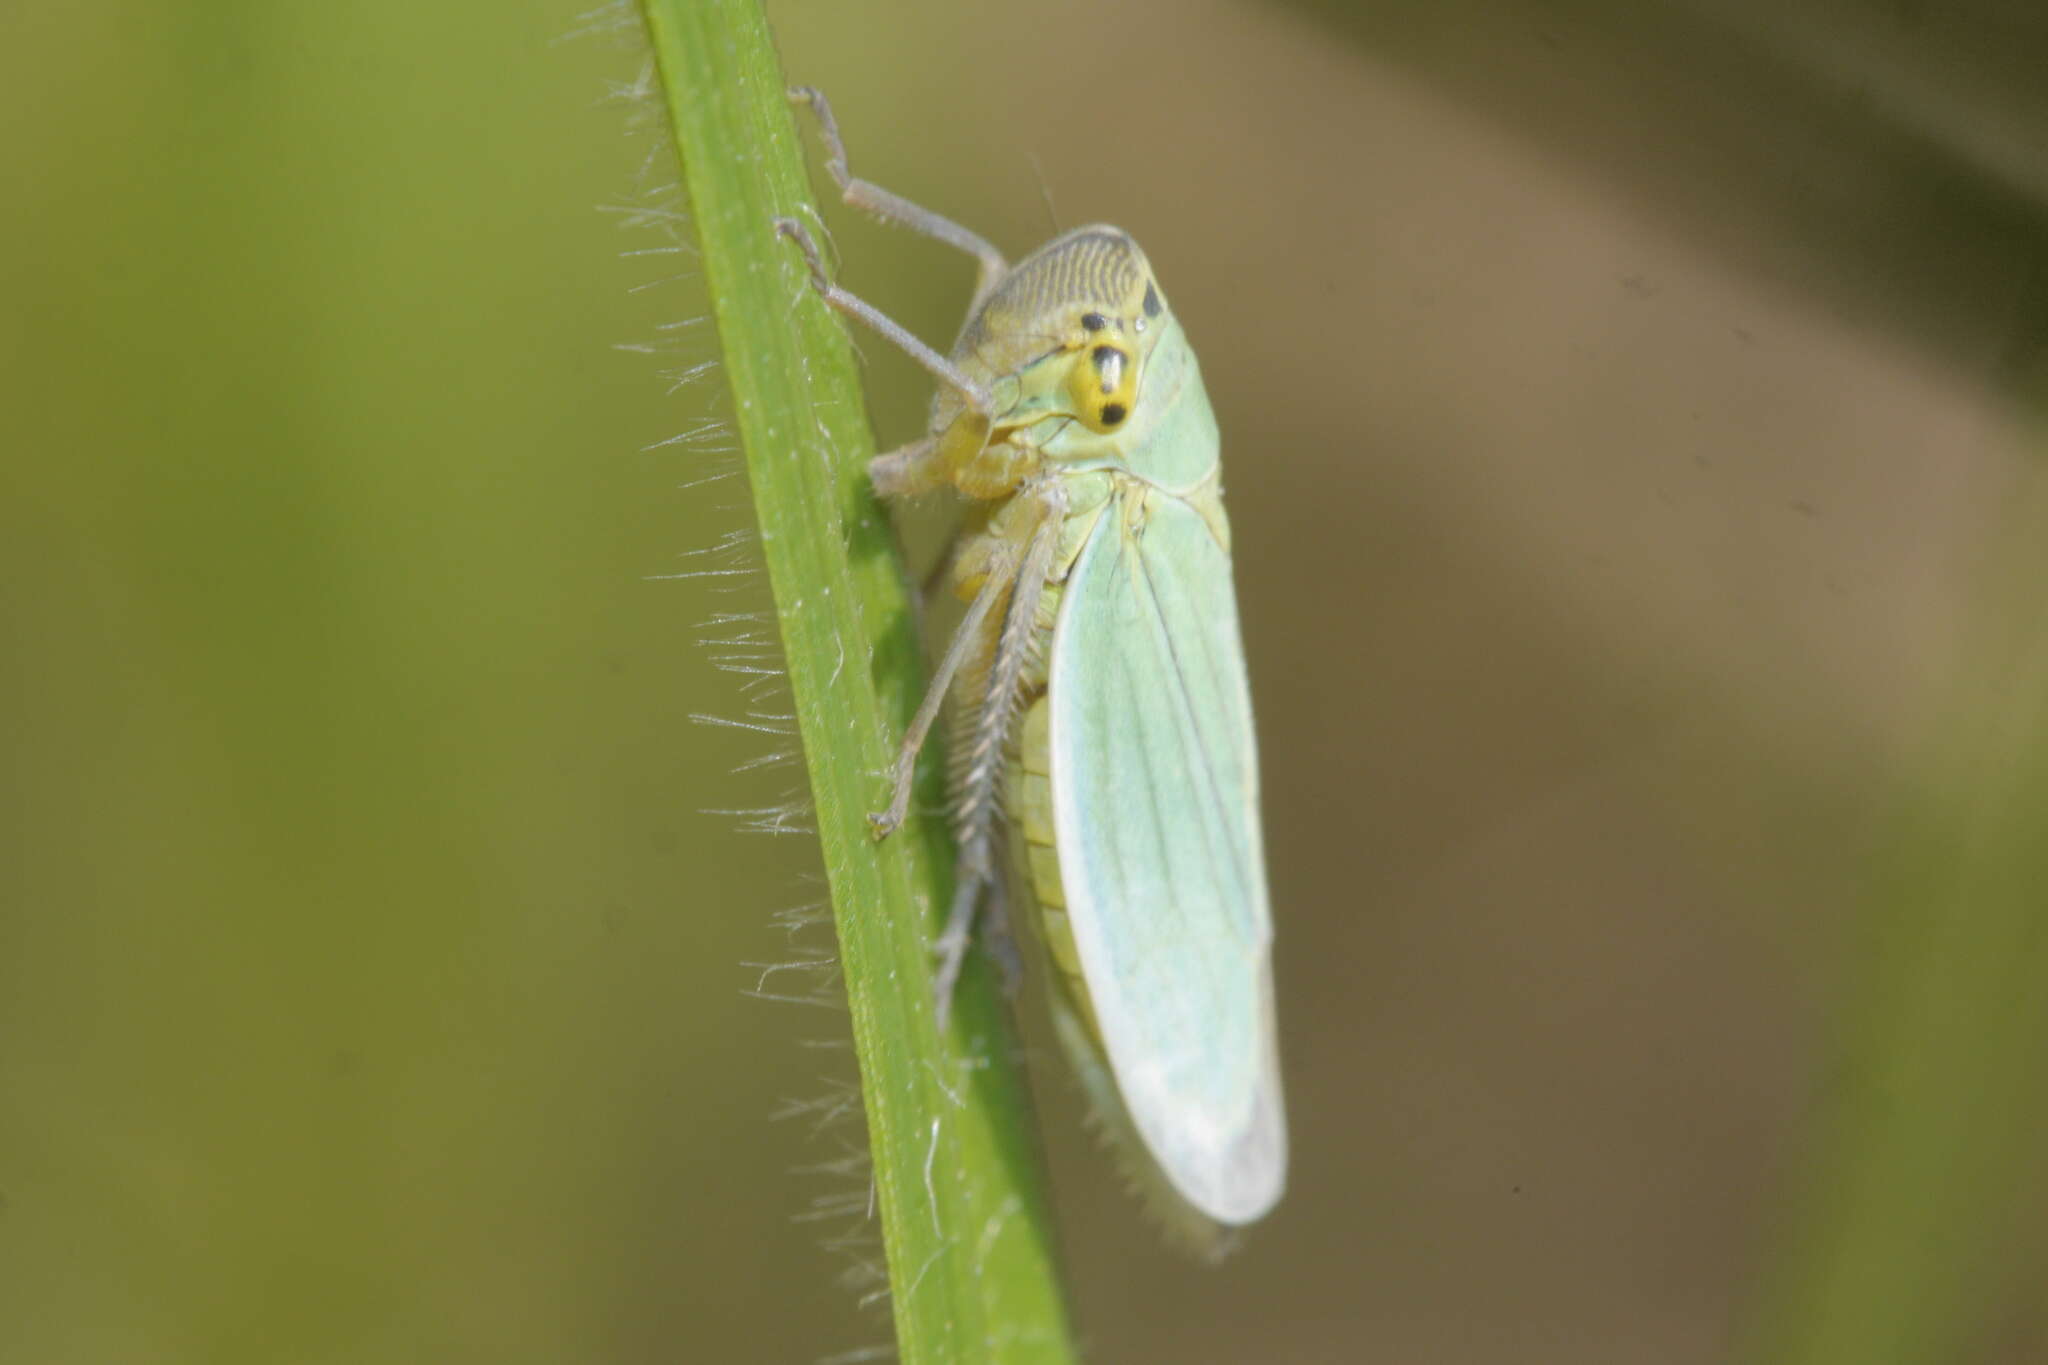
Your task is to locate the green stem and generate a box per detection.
[632,2,1076,1360]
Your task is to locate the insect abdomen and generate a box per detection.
[1011,692,1107,1045]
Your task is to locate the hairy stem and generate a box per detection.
[633,2,1076,1360]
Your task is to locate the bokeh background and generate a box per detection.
[5,1,2045,1361]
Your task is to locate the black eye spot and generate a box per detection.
[1081,312,1108,332]
[1100,403,1127,426]
[1142,283,1161,319]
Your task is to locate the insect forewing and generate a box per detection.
[1049,489,1285,1224]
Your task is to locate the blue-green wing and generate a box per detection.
[1048,485,1285,1224]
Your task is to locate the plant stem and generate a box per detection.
[633,2,1077,1360]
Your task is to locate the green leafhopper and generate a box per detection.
[777,88,1284,1242]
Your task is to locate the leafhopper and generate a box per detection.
[777,89,1284,1239]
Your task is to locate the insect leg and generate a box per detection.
[773,219,994,416]
[933,479,1067,1024]
[787,86,1008,308]
[976,841,1024,993]
[868,434,947,498]
[868,534,1017,840]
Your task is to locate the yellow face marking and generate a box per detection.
[1069,338,1138,432]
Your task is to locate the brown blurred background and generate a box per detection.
[4,1,2044,1361]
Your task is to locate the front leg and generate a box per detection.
[788,86,1009,311]
[773,218,995,417]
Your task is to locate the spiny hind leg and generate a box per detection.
[930,481,1066,1024]
[787,86,1007,307]
[978,844,1023,991]
[932,830,1024,1027]
[931,833,990,1026]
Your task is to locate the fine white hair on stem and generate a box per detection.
[769,898,832,937]
[594,23,904,1349]
[770,1079,863,1136]
[741,954,844,1011]
[816,1345,896,1365]
[790,1147,870,1182]
[688,710,795,738]
[560,1,639,46]
[701,796,816,838]
[644,416,733,452]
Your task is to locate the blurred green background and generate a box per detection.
[4,1,2044,1361]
